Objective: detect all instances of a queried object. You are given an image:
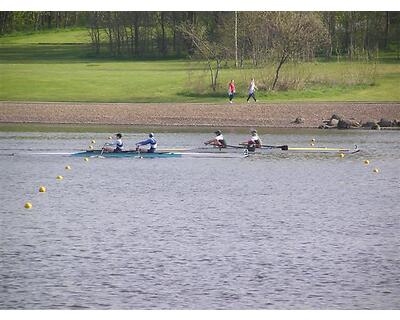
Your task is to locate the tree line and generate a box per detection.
[1,11,399,91]
[0,12,86,34]
[1,11,399,60]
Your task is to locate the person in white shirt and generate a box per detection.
[247,78,257,103]
[204,130,227,148]
[135,133,158,153]
[103,133,124,152]
[242,129,262,151]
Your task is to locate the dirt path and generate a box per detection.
[0,101,399,128]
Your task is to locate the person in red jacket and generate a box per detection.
[228,80,235,103]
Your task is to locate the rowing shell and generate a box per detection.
[72,150,182,158]
[71,149,246,159]
[187,145,360,155]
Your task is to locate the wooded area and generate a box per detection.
[1,11,399,94]
[1,11,399,60]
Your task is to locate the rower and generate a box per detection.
[243,129,262,151]
[204,130,227,148]
[136,133,157,153]
[104,133,124,153]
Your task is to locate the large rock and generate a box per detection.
[371,124,381,130]
[378,118,394,127]
[293,117,305,124]
[337,119,360,129]
[337,119,352,129]
[331,114,344,121]
[362,120,378,128]
[329,118,339,126]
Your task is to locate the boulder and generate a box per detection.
[337,119,360,129]
[349,119,361,127]
[293,117,305,124]
[329,118,339,127]
[362,121,378,128]
[371,124,381,130]
[331,114,344,121]
[337,119,352,129]
[378,118,394,127]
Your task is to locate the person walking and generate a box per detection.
[247,78,257,103]
[228,80,235,103]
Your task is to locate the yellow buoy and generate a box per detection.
[373,168,379,173]
[339,153,345,158]
[364,160,370,165]
[91,140,96,144]
[24,202,32,209]
[88,145,94,150]
[56,175,63,180]
[84,157,89,162]
[39,186,46,193]
[65,165,71,170]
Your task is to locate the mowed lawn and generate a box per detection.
[1,29,400,103]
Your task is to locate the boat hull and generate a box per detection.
[71,145,359,158]
[187,146,360,155]
[72,150,182,158]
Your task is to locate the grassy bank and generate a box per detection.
[1,29,400,103]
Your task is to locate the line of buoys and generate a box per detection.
[24,135,97,209]
[25,136,101,209]
[362,159,379,173]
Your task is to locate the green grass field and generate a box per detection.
[1,28,399,103]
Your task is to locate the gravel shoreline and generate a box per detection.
[0,101,399,128]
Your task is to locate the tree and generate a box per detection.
[179,22,227,92]
[269,12,329,90]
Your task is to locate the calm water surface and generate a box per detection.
[0,129,399,309]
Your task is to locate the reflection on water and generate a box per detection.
[0,130,399,309]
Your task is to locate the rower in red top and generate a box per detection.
[204,130,227,148]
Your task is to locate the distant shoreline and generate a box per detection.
[1,101,399,129]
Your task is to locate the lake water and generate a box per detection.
[0,129,399,309]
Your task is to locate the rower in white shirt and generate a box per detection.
[103,133,124,152]
[242,129,262,151]
[204,130,227,148]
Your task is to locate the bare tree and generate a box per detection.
[269,12,329,90]
[179,22,227,92]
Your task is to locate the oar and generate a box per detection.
[226,144,247,149]
[261,145,288,150]
[98,143,107,157]
[239,143,288,150]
